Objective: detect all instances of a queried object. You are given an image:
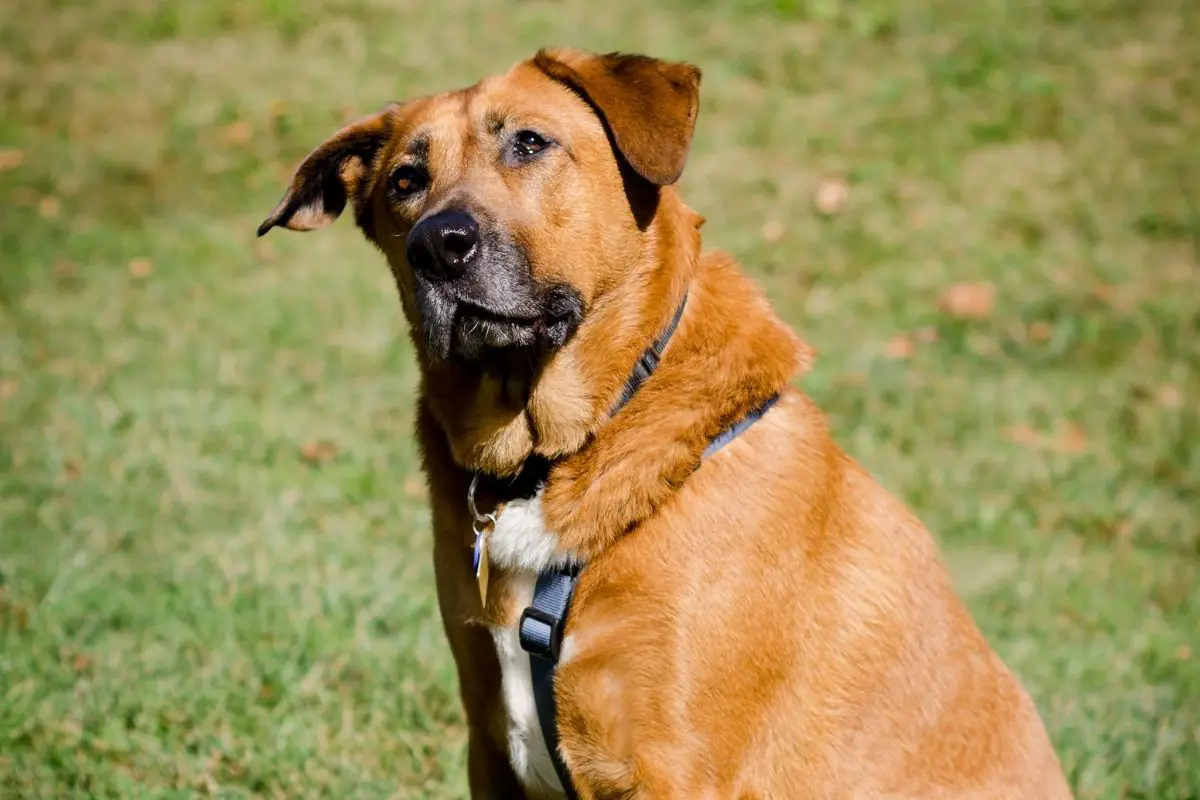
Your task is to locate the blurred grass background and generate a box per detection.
[1,0,1198,797]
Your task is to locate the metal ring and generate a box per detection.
[467,474,493,525]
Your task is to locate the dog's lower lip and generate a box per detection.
[457,301,541,326]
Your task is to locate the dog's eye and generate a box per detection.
[513,130,550,159]
[391,165,427,197]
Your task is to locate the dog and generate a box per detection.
[258,47,1073,799]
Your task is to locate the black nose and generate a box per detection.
[405,210,480,280]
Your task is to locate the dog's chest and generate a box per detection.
[489,570,566,798]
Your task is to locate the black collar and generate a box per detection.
[609,290,688,416]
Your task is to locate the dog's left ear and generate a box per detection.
[257,106,397,237]
[534,48,701,186]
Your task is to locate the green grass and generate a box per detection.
[1,0,1198,797]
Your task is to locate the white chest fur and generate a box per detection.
[487,494,569,797]
[489,572,565,798]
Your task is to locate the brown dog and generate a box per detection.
[259,48,1073,799]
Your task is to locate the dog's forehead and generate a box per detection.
[409,61,597,139]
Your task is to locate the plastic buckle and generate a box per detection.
[519,605,562,661]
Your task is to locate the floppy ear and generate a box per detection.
[257,106,396,237]
[533,48,701,186]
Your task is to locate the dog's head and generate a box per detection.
[259,48,701,370]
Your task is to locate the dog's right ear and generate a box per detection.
[533,48,701,186]
[257,106,397,237]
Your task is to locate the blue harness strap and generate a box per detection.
[515,293,782,797]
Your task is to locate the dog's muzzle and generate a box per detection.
[406,209,583,365]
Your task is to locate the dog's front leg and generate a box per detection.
[467,728,531,800]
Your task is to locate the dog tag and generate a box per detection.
[467,475,496,607]
[472,518,493,607]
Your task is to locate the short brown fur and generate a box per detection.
[260,48,1073,799]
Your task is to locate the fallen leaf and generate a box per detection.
[814,176,849,215]
[1054,423,1088,454]
[217,120,253,145]
[1157,384,1181,408]
[0,598,29,631]
[299,440,338,465]
[38,196,61,219]
[884,335,914,359]
[1005,423,1088,454]
[0,149,24,171]
[1004,425,1042,448]
[760,219,784,243]
[53,260,77,280]
[836,371,868,387]
[62,457,82,480]
[1028,321,1053,342]
[71,653,92,672]
[128,258,153,279]
[938,282,995,320]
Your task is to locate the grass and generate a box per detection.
[1,0,1197,797]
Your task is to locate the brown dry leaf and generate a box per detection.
[0,599,29,631]
[403,476,427,500]
[814,176,849,216]
[299,440,339,465]
[71,653,92,672]
[836,371,868,387]
[1005,423,1087,454]
[217,120,253,145]
[1004,425,1042,448]
[0,149,24,171]
[938,282,996,320]
[915,326,939,344]
[1054,423,1089,454]
[38,196,61,219]
[62,457,82,480]
[1028,321,1053,342]
[128,258,153,279]
[884,335,914,360]
[760,219,784,243]
[1157,384,1181,408]
[0,379,16,400]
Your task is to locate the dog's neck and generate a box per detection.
[422,188,704,477]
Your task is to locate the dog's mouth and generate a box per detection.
[424,284,583,366]
[453,302,543,352]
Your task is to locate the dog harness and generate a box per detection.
[485,292,779,798]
